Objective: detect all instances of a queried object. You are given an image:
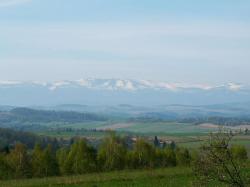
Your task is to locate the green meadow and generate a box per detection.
[0,167,227,187]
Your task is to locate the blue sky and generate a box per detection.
[0,0,250,84]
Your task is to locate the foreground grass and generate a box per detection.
[0,167,227,187]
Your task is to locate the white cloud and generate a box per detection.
[0,0,32,7]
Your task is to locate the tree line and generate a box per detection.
[180,116,250,127]
[0,134,189,179]
[0,133,248,182]
[0,107,106,124]
[0,127,62,151]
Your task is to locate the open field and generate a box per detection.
[0,167,227,187]
[44,121,250,134]
[39,121,220,135]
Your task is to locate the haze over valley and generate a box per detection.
[0,1,249,186]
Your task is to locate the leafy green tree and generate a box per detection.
[56,147,69,175]
[0,154,13,179]
[64,139,96,174]
[32,144,59,177]
[43,144,59,177]
[31,144,44,177]
[193,132,246,187]
[131,139,156,169]
[97,133,127,171]
[7,143,31,178]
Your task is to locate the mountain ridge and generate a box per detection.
[0,79,250,106]
[0,78,247,92]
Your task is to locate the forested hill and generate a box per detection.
[0,127,61,150]
[0,107,107,124]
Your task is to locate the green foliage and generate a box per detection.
[155,147,177,167]
[129,139,156,169]
[43,144,59,177]
[193,132,247,187]
[31,144,44,177]
[0,167,196,187]
[231,145,248,161]
[6,143,31,179]
[64,139,97,174]
[97,133,127,171]
[8,108,106,123]
[56,147,69,175]
[0,127,65,150]
[31,144,59,177]
[0,154,13,179]
[176,148,191,166]
[0,131,248,184]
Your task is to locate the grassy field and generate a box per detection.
[0,167,227,187]
[45,121,218,134]
[38,121,218,139]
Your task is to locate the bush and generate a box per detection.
[176,148,191,166]
[193,132,247,187]
[231,145,248,161]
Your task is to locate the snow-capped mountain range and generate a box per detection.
[0,79,249,106]
[0,79,246,92]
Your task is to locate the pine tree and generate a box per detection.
[154,136,160,147]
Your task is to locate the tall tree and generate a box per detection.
[154,136,160,147]
[97,133,127,171]
[64,139,96,174]
[31,144,44,177]
[56,147,69,175]
[131,139,156,169]
[0,154,13,179]
[7,143,31,178]
[43,144,59,177]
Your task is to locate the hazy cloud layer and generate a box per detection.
[0,1,249,84]
[0,0,31,7]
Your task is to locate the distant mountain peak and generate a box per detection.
[0,78,249,106]
[0,79,247,92]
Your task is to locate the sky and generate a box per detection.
[0,0,250,84]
